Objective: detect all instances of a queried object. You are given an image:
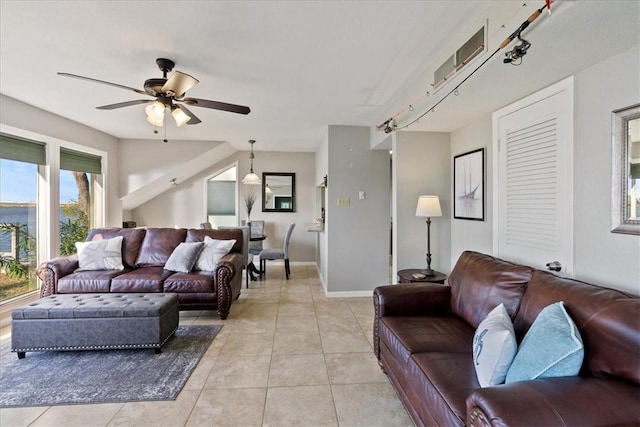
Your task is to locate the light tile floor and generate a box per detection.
[0,264,413,427]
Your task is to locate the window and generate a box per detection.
[0,134,45,302]
[59,148,102,255]
[0,133,105,303]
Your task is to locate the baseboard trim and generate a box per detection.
[325,290,374,298]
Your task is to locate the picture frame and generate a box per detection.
[454,148,485,221]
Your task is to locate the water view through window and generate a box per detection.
[0,158,39,301]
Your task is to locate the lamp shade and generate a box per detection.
[171,106,191,127]
[241,172,261,185]
[416,195,442,217]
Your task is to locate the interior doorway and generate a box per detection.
[205,165,238,228]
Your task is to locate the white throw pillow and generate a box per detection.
[75,236,125,271]
[164,241,205,273]
[193,237,236,271]
[473,303,518,387]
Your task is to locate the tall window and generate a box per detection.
[0,134,105,303]
[0,134,44,302]
[59,148,102,255]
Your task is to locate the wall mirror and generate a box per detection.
[611,103,640,235]
[262,172,296,212]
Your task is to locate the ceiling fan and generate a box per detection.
[58,58,250,127]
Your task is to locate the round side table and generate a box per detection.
[397,269,447,284]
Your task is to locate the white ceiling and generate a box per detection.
[1,1,638,152]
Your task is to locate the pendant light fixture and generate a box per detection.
[242,139,261,185]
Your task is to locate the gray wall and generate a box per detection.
[130,149,318,263]
[449,46,640,294]
[449,117,494,263]
[394,131,451,275]
[326,125,391,293]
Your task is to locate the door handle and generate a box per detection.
[546,261,562,272]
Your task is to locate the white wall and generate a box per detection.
[118,138,223,195]
[448,46,640,294]
[573,45,640,294]
[394,131,451,275]
[315,133,329,285]
[130,149,318,262]
[326,125,390,294]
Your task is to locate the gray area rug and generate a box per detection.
[0,324,222,407]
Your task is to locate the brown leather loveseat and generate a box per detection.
[374,251,640,426]
[37,227,244,319]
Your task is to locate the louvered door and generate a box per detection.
[493,77,574,275]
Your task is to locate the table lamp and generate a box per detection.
[416,195,442,276]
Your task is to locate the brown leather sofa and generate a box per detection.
[37,227,244,319]
[374,251,640,426]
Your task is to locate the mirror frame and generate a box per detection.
[262,172,296,213]
[611,103,640,235]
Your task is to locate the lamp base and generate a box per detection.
[421,268,437,277]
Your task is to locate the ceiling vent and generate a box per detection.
[432,26,486,92]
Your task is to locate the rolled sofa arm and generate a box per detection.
[214,252,242,319]
[466,377,640,427]
[373,283,451,359]
[36,254,79,297]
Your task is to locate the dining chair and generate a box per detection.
[218,225,252,288]
[259,222,295,279]
[242,220,265,256]
[200,222,213,229]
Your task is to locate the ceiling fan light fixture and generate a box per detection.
[145,101,165,120]
[171,106,191,127]
[146,114,164,127]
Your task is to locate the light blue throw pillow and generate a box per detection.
[505,301,583,383]
[164,242,205,273]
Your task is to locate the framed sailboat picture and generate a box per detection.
[454,148,485,221]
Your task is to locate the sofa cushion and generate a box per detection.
[380,316,474,365]
[87,228,146,268]
[449,251,533,328]
[473,303,517,387]
[110,267,175,293]
[408,352,478,427]
[164,242,205,273]
[514,271,640,385]
[75,236,125,271]
[506,301,583,383]
[57,269,129,293]
[164,271,215,293]
[135,228,187,267]
[194,237,236,271]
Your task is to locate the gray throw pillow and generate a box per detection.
[75,236,125,271]
[164,242,205,273]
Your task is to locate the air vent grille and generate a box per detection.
[433,25,485,91]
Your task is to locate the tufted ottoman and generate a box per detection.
[11,293,179,359]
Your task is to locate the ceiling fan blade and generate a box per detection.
[183,97,251,115]
[175,104,201,125]
[96,99,154,110]
[58,72,149,96]
[162,71,199,97]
